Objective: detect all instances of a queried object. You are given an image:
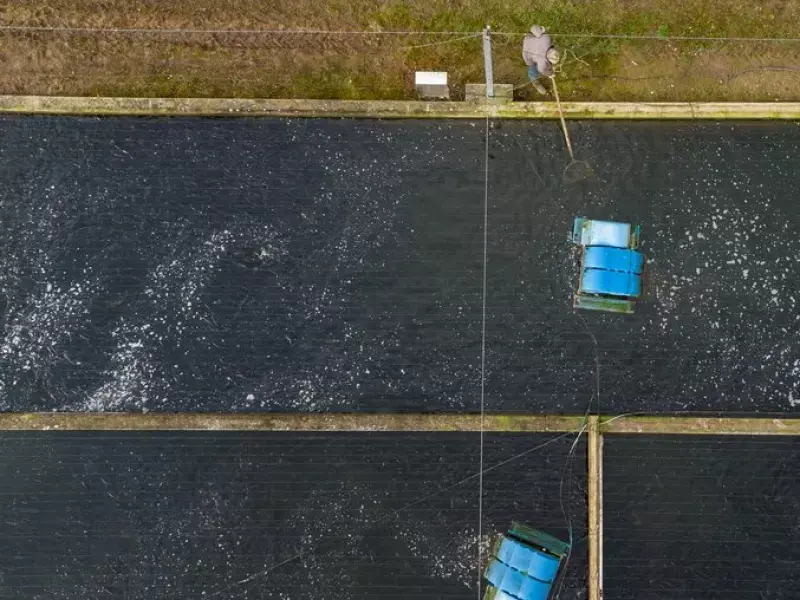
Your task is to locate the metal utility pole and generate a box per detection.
[482,25,494,98]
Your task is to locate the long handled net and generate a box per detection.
[550,75,596,185]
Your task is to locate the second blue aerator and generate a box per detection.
[483,522,571,600]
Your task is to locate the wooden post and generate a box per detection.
[588,415,603,600]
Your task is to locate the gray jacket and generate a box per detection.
[522,32,554,76]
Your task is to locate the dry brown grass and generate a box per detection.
[1,1,799,100]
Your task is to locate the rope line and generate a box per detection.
[0,26,473,35]
[477,110,490,599]
[494,32,800,42]
[404,32,482,49]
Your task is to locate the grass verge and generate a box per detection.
[1,0,799,101]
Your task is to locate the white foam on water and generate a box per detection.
[78,223,287,411]
[0,276,101,408]
[646,169,799,408]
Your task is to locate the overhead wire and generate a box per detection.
[477,82,491,599]
[493,32,800,42]
[208,431,580,596]
[553,417,590,599]
[0,25,473,35]
[404,32,483,49]
[552,313,602,599]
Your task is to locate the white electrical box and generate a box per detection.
[415,71,449,100]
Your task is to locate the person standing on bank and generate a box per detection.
[522,25,561,95]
